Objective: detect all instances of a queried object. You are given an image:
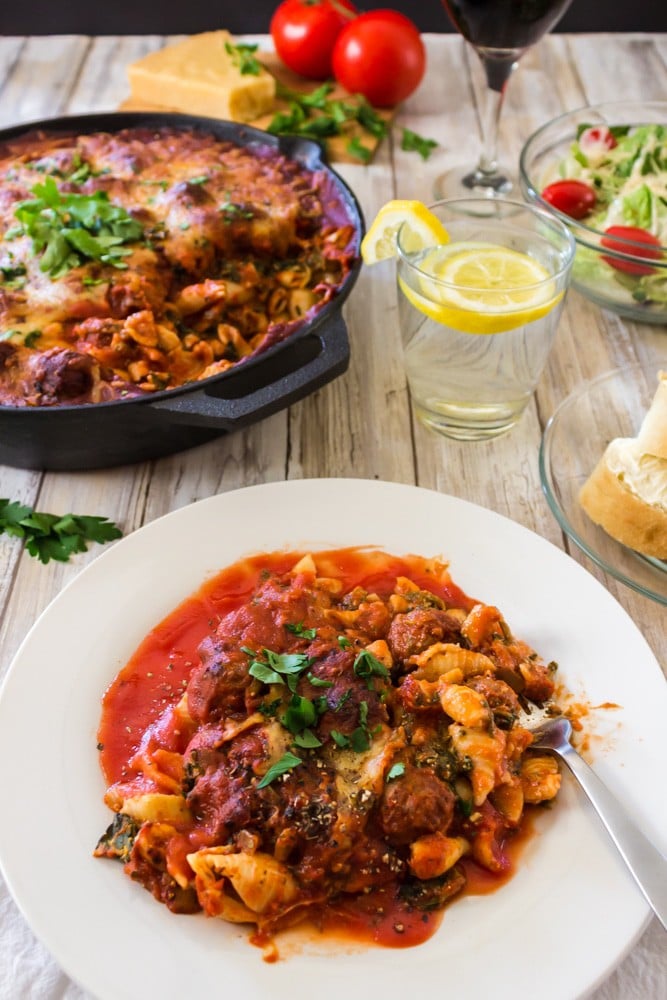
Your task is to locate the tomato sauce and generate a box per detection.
[98,548,474,783]
[96,547,545,957]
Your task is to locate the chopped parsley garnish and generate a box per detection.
[12,177,143,278]
[283,693,317,734]
[353,649,390,683]
[258,697,282,717]
[245,647,314,692]
[22,330,41,348]
[293,728,322,749]
[0,497,122,564]
[0,262,26,282]
[285,622,317,640]
[386,762,405,782]
[329,698,375,753]
[256,751,302,788]
[330,725,370,752]
[349,727,370,752]
[307,672,333,688]
[285,622,317,639]
[219,201,255,220]
[1,328,41,347]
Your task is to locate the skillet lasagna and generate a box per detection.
[96,548,563,958]
[0,126,357,406]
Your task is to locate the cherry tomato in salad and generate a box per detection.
[331,10,426,108]
[541,179,597,220]
[270,0,357,80]
[600,225,663,276]
[578,125,618,159]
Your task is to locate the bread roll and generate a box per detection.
[579,372,667,560]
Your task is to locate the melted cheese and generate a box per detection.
[127,31,276,122]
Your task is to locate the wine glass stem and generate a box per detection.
[474,48,519,180]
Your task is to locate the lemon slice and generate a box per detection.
[400,242,562,335]
[361,200,450,265]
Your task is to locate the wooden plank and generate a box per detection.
[66,35,165,113]
[0,35,90,127]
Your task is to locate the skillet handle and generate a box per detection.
[149,314,349,430]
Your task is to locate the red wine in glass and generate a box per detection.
[436,0,574,197]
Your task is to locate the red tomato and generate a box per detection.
[270,0,357,80]
[331,10,426,108]
[579,125,617,157]
[541,179,597,220]
[600,225,663,276]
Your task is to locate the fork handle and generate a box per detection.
[558,742,667,931]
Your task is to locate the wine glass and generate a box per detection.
[435,0,574,199]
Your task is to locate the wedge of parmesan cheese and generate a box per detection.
[127,31,276,123]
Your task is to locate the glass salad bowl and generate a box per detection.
[540,359,667,605]
[520,102,667,324]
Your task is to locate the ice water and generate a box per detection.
[397,240,567,440]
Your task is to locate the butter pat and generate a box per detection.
[127,31,276,122]
[605,438,667,512]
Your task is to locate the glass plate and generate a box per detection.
[540,361,667,605]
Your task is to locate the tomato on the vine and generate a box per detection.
[270,0,358,81]
[600,225,663,276]
[331,10,426,108]
[541,179,596,220]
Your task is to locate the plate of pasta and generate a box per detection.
[0,478,664,1000]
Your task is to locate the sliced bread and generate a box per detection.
[579,372,667,560]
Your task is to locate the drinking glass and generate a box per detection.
[397,198,575,441]
[435,0,574,199]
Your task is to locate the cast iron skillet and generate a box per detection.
[0,112,364,471]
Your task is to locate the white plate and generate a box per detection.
[0,479,664,1000]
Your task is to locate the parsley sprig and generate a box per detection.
[400,127,438,161]
[10,177,144,278]
[225,41,262,76]
[257,750,302,789]
[0,498,122,564]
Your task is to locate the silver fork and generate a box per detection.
[530,716,667,931]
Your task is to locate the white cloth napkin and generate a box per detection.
[1,873,665,999]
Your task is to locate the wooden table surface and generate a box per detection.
[0,32,665,999]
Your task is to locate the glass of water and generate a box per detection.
[397,198,575,441]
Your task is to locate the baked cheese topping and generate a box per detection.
[0,126,358,406]
[606,437,667,511]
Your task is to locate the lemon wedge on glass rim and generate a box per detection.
[362,200,562,336]
[360,199,451,263]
